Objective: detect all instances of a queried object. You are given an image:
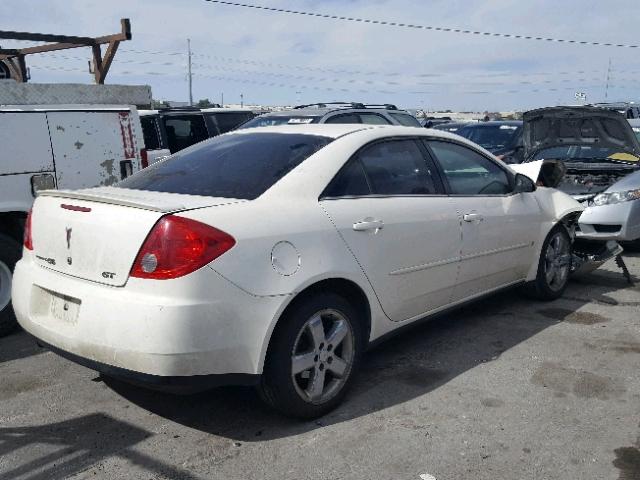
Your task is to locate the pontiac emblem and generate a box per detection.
[65,227,72,249]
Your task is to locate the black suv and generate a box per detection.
[139,107,256,163]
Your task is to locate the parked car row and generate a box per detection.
[3,98,639,420]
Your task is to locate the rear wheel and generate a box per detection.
[524,226,572,300]
[259,292,363,419]
[0,233,22,336]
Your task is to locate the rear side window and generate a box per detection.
[140,116,160,150]
[358,113,391,125]
[389,112,422,127]
[119,133,333,200]
[163,115,209,153]
[323,160,371,197]
[324,114,361,124]
[358,140,438,195]
[428,141,511,195]
[210,112,256,134]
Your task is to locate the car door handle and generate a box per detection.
[353,219,384,231]
[463,213,483,222]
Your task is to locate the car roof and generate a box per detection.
[462,120,522,127]
[200,107,255,113]
[256,107,411,118]
[228,123,487,146]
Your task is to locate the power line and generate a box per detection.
[203,0,640,49]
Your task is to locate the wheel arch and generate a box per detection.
[258,277,373,373]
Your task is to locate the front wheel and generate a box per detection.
[523,226,572,300]
[259,292,363,419]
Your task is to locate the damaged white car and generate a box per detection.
[521,106,640,244]
[12,124,618,418]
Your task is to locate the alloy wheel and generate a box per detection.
[290,308,355,405]
[544,231,571,292]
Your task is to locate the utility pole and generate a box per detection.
[240,93,244,108]
[604,57,612,101]
[221,92,224,106]
[187,38,193,106]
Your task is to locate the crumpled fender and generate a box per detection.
[522,186,584,281]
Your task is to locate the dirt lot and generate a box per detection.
[1,253,639,480]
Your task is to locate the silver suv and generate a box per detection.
[238,102,422,129]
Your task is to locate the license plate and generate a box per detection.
[49,292,81,324]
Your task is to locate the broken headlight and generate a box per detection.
[593,188,640,206]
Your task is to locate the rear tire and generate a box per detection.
[523,226,572,301]
[0,233,22,337]
[259,292,363,419]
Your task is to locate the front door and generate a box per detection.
[427,140,541,301]
[320,138,462,322]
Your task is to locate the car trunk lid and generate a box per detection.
[31,187,243,287]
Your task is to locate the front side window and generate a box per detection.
[358,113,391,125]
[428,140,512,195]
[358,139,438,195]
[119,133,333,200]
[211,112,255,134]
[163,115,209,153]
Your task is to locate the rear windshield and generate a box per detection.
[457,124,519,151]
[389,112,422,127]
[238,115,321,128]
[119,132,333,199]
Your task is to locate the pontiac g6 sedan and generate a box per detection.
[14,124,585,418]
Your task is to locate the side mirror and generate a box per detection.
[514,173,536,193]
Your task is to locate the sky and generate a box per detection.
[2,0,640,111]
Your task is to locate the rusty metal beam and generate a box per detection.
[0,30,95,44]
[0,19,131,84]
[96,41,120,85]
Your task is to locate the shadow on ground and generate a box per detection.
[103,261,638,442]
[0,330,44,364]
[0,414,199,480]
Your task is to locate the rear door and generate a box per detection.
[47,110,142,189]
[161,114,209,153]
[320,138,461,322]
[140,114,170,164]
[426,139,540,300]
[0,111,53,175]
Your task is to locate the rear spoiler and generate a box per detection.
[37,189,184,213]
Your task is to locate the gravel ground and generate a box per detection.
[1,253,639,480]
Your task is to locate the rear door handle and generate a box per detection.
[353,219,384,231]
[463,213,483,222]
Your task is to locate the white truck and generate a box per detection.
[0,104,145,335]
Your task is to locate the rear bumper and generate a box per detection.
[35,336,259,392]
[12,254,288,379]
[577,200,640,241]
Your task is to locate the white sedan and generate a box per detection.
[14,124,588,418]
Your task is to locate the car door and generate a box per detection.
[320,138,462,322]
[426,139,541,301]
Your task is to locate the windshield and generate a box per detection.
[457,124,519,151]
[531,145,640,163]
[119,132,333,199]
[238,115,321,129]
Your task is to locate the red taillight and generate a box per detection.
[24,209,33,250]
[140,148,149,169]
[130,215,235,280]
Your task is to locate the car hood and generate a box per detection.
[522,106,640,160]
